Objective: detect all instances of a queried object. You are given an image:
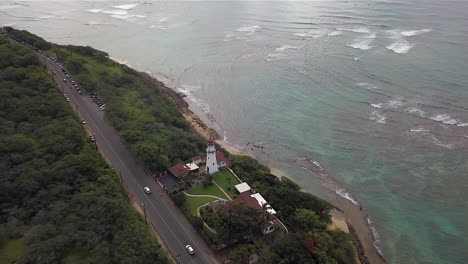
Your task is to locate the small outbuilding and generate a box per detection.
[235,182,251,194]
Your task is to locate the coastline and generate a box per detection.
[124,60,386,264]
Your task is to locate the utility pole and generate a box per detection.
[141,203,147,224]
[93,133,97,150]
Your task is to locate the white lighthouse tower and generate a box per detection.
[205,138,219,174]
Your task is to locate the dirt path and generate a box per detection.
[183,192,227,201]
[211,180,232,201]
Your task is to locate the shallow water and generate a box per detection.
[2,1,467,263]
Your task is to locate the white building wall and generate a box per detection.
[206,144,219,174]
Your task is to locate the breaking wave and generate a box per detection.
[386,40,414,54]
[409,127,430,133]
[328,30,343,36]
[401,28,432,37]
[405,107,427,118]
[0,4,22,11]
[177,84,210,114]
[337,26,370,33]
[293,30,327,38]
[276,45,297,52]
[371,103,382,109]
[85,9,103,13]
[112,4,139,10]
[336,188,359,205]
[429,114,458,125]
[367,218,384,256]
[370,111,386,124]
[236,25,261,34]
[346,33,376,50]
[267,53,286,61]
[102,10,128,15]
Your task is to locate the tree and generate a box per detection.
[202,173,213,187]
[172,192,187,207]
[216,203,260,244]
[230,244,255,264]
[293,208,325,232]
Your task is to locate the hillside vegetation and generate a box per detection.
[2,27,359,264]
[0,32,167,264]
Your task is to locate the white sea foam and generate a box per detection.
[409,127,430,133]
[429,114,458,125]
[337,27,370,33]
[276,45,297,52]
[401,28,432,37]
[112,4,139,10]
[386,40,414,54]
[158,18,168,23]
[293,30,326,38]
[357,82,379,90]
[457,123,468,127]
[2,22,16,27]
[405,107,426,118]
[371,103,382,109]
[102,10,128,15]
[385,98,404,108]
[267,53,286,61]
[370,111,386,124]
[37,15,55,19]
[354,57,360,61]
[367,218,384,256]
[312,161,323,170]
[429,134,455,149]
[110,14,145,20]
[86,20,104,26]
[328,30,343,36]
[177,85,210,113]
[236,25,261,33]
[86,9,103,13]
[336,188,359,205]
[347,33,376,50]
[0,4,21,11]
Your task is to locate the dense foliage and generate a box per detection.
[2,28,359,264]
[228,155,357,264]
[48,44,206,171]
[0,34,167,264]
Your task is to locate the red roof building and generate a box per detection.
[216,151,231,167]
[168,164,190,178]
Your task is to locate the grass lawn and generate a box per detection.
[185,196,217,216]
[211,170,240,198]
[1,238,25,263]
[187,182,227,200]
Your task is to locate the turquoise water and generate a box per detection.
[2,1,467,263]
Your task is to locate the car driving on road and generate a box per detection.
[185,245,195,255]
[143,187,151,194]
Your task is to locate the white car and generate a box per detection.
[143,187,151,194]
[185,245,195,255]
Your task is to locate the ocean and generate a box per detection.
[1,1,467,263]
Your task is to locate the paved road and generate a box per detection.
[5,35,217,264]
